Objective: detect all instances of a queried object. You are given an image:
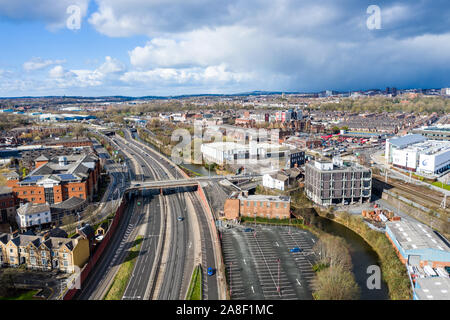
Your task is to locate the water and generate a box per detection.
[180,162,210,176]
[306,212,390,300]
[133,131,211,176]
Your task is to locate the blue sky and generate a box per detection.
[0,0,449,97]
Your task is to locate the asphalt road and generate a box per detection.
[78,128,220,300]
[126,128,220,300]
[114,131,192,300]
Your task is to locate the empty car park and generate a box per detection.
[220,225,318,300]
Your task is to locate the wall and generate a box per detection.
[224,199,239,220]
[381,192,449,237]
[240,199,290,219]
[62,198,127,300]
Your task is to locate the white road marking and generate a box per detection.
[296,279,302,286]
[251,286,255,294]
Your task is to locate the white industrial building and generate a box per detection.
[200,141,289,165]
[387,135,450,175]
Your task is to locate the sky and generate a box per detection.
[0,0,449,97]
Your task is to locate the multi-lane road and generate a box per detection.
[77,128,220,300]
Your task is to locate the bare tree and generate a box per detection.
[313,234,352,271]
[313,265,360,300]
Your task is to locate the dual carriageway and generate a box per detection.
[77,129,220,300]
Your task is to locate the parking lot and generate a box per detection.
[220,225,318,300]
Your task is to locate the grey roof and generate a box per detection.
[237,194,290,203]
[46,228,68,239]
[35,154,49,161]
[23,153,98,184]
[17,203,51,216]
[50,196,85,210]
[270,173,289,182]
[386,220,450,252]
[415,277,450,300]
[1,171,19,180]
[77,224,95,239]
[0,185,12,195]
[0,232,77,251]
[388,134,426,148]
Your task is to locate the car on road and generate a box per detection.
[207,267,215,276]
[177,217,184,221]
[243,228,254,232]
[290,247,302,253]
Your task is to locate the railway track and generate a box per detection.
[374,174,448,210]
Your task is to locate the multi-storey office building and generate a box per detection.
[7,154,100,205]
[305,158,372,206]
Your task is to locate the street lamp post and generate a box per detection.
[230,262,233,297]
[277,258,281,296]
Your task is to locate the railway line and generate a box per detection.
[374,174,448,210]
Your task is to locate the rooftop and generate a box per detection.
[237,193,290,202]
[0,186,12,195]
[415,277,450,300]
[386,220,450,252]
[388,134,427,148]
[17,203,50,216]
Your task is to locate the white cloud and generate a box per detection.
[97,56,126,74]
[120,64,251,85]
[23,58,66,72]
[46,56,126,88]
[48,65,74,79]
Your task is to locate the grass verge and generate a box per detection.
[0,289,39,300]
[186,265,202,300]
[104,236,143,300]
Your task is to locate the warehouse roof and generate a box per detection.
[388,134,426,148]
[415,277,450,300]
[237,194,290,203]
[386,220,450,252]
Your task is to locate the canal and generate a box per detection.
[306,212,390,300]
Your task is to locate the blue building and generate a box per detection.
[385,220,450,268]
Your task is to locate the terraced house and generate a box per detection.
[0,232,89,273]
[7,153,100,205]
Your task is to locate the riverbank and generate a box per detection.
[317,209,411,300]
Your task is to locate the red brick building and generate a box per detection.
[224,192,291,220]
[0,186,17,223]
[7,154,100,205]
